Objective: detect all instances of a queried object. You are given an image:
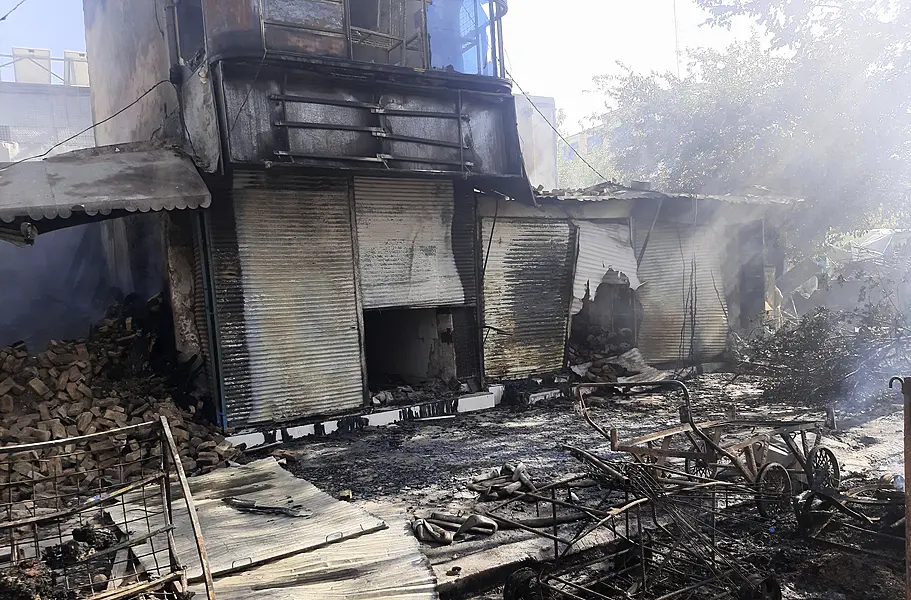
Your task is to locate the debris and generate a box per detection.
[222,496,309,518]
[338,489,353,501]
[412,518,454,545]
[0,299,240,502]
[466,462,537,500]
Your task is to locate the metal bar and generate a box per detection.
[889,375,911,600]
[376,108,467,119]
[270,94,378,109]
[89,571,183,600]
[0,422,157,454]
[375,132,468,149]
[274,120,384,133]
[487,1,497,72]
[272,150,473,167]
[495,4,506,78]
[160,417,216,600]
[263,19,346,35]
[0,472,164,530]
[487,513,572,545]
[65,526,175,567]
[636,198,663,266]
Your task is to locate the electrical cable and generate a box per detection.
[228,51,267,135]
[505,67,609,184]
[0,79,172,172]
[0,0,30,22]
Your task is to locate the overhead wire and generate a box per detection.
[504,61,609,184]
[0,79,172,172]
[0,0,30,22]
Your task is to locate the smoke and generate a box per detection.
[0,222,116,351]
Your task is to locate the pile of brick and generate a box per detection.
[0,311,240,493]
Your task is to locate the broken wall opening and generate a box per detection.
[364,306,477,403]
[567,271,640,380]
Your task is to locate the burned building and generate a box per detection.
[0,1,795,437]
[64,0,521,432]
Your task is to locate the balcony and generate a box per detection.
[191,0,507,78]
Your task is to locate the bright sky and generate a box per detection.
[0,0,86,82]
[0,0,750,133]
[503,0,751,131]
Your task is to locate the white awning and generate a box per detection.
[0,142,211,223]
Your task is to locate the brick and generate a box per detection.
[76,412,93,433]
[56,371,69,391]
[196,451,220,465]
[21,427,51,443]
[0,377,16,396]
[0,395,12,413]
[65,382,81,400]
[196,440,217,453]
[76,344,89,362]
[37,403,51,422]
[44,419,66,439]
[54,353,76,367]
[76,383,94,399]
[215,441,236,457]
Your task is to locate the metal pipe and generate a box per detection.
[888,375,911,599]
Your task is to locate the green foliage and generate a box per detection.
[587,1,911,247]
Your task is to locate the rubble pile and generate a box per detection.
[567,323,638,382]
[0,306,240,496]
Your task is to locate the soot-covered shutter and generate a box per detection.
[207,175,365,428]
[482,218,574,379]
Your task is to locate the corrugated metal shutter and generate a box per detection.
[482,219,574,379]
[572,221,641,313]
[635,224,729,363]
[354,178,476,309]
[207,174,365,428]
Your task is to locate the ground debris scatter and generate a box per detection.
[0,297,240,493]
[0,559,72,600]
[284,373,907,600]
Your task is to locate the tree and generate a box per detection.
[594,1,911,246]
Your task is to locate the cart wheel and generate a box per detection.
[756,462,792,518]
[685,456,718,480]
[738,574,782,600]
[807,446,840,491]
[504,568,544,600]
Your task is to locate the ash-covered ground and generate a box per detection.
[282,374,907,600]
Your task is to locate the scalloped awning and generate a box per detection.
[0,143,211,224]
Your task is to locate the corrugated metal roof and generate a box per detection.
[209,175,365,428]
[572,221,640,314]
[189,518,437,600]
[0,143,210,222]
[111,459,389,585]
[635,225,729,363]
[536,183,799,206]
[354,178,475,309]
[482,218,573,378]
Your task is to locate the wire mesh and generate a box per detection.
[0,419,211,600]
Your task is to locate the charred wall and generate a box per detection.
[83,0,198,364]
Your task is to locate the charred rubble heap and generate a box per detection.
[0,299,240,493]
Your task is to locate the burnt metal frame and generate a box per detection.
[486,453,776,599]
[269,90,474,172]
[0,418,215,600]
[577,381,832,491]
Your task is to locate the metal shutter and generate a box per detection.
[482,219,574,379]
[354,178,476,309]
[207,175,365,428]
[635,224,729,364]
